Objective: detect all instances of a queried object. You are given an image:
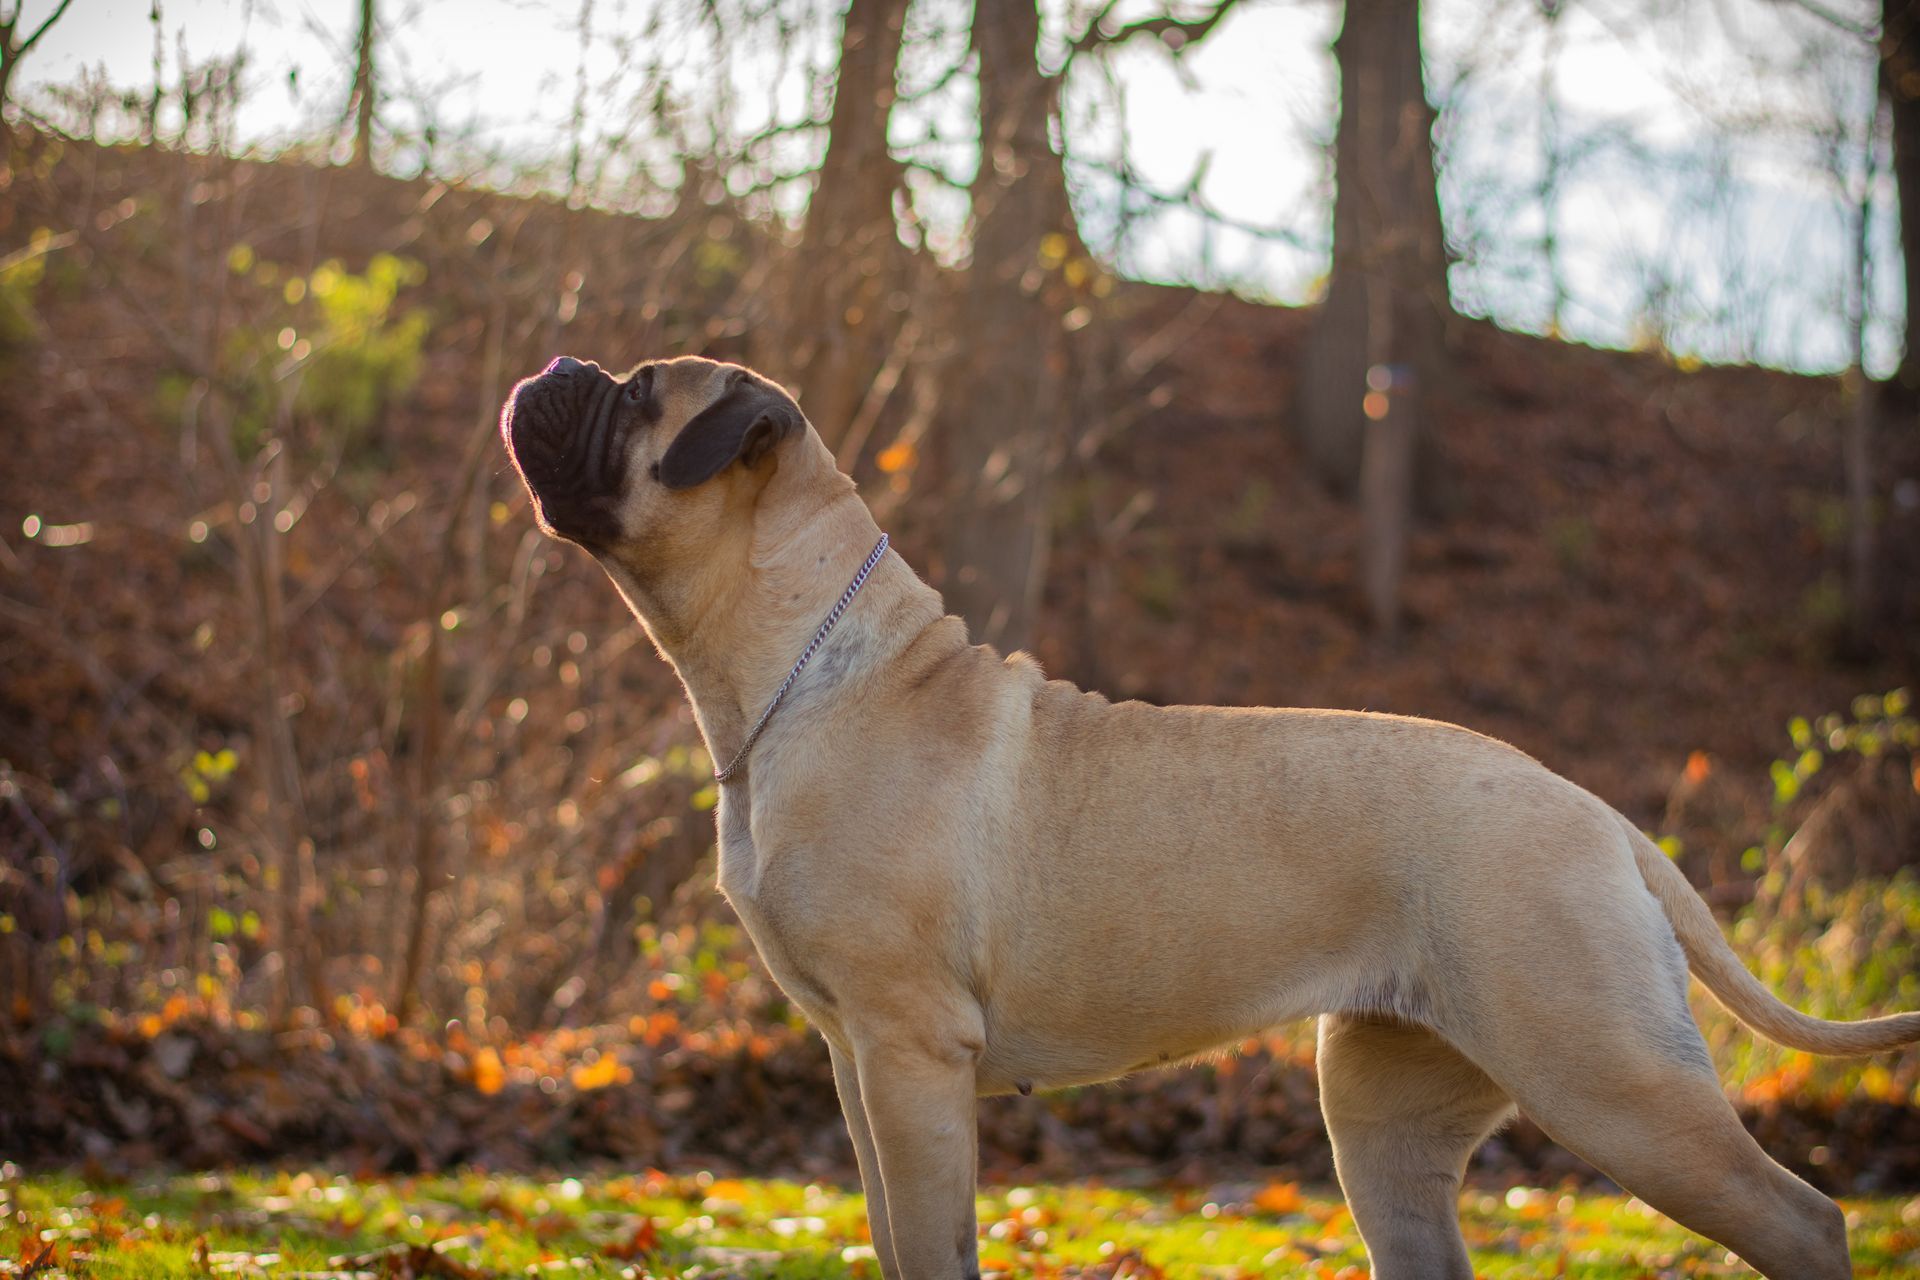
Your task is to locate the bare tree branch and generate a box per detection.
[1066,0,1245,69]
[13,0,76,61]
[1073,152,1315,250]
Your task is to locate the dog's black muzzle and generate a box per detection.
[501,356,628,547]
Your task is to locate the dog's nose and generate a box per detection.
[545,355,591,376]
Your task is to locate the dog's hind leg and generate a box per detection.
[1316,1014,1515,1280]
[1453,831,1853,1278]
[1494,1034,1849,1280]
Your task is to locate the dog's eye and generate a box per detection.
[622,366,655,407]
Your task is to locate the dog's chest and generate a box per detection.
[713,793,843,1035]
[714,789,760,899]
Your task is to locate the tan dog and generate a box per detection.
[500,353,1920,1280]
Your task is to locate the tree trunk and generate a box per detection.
[0,54,15,168]
[765,0,908,451]
[228,429,323,1020]
[394,615,444,1025]
[1293,0,1450,500]
[1845,366,1877,641]
[1886,0,1920,403]
[1847,83,1885,646]
[938,4,1071,653]
[350,0,375,167]
[1360,286,1415,640]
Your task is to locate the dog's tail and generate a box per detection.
[1624,817,1920,1057]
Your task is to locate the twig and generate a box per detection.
[0,228,76,274]
[834,314,922,472]
[1064,0,1245,71]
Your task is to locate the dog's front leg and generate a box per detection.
[830,1041,903,1279]
[851,1027,981,1279]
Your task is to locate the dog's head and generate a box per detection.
[500,354,808,573]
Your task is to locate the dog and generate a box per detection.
[499,353,1920,1280]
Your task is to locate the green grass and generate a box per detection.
[5,1169,1919,1278]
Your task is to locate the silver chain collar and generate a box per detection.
[713,532,890,784]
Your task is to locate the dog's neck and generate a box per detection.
[603,440,947,783]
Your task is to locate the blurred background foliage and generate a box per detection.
[0,0,1917,1187]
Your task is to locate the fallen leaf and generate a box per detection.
[1253,1182,1303,1215]
[601,1219,659,1261]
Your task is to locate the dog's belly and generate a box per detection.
[967,825,1402,1093]
[973,949,1374,1096]
[975,1007,1311,1096]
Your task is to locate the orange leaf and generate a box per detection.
[1254,1181,1303,1214]
[604,1218,660,1260]
[471,1047,506,1095]
[1684,750,1712,784]
[571,1054,622,1091]
[876,441,917,474]
[18,1240,58,1278]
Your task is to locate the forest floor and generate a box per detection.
[7,1168,1920,1279]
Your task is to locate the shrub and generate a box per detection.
[215,248,430,455]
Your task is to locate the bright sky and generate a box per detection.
[13,0,1900,376]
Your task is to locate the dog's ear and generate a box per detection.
[657,378,802,490]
